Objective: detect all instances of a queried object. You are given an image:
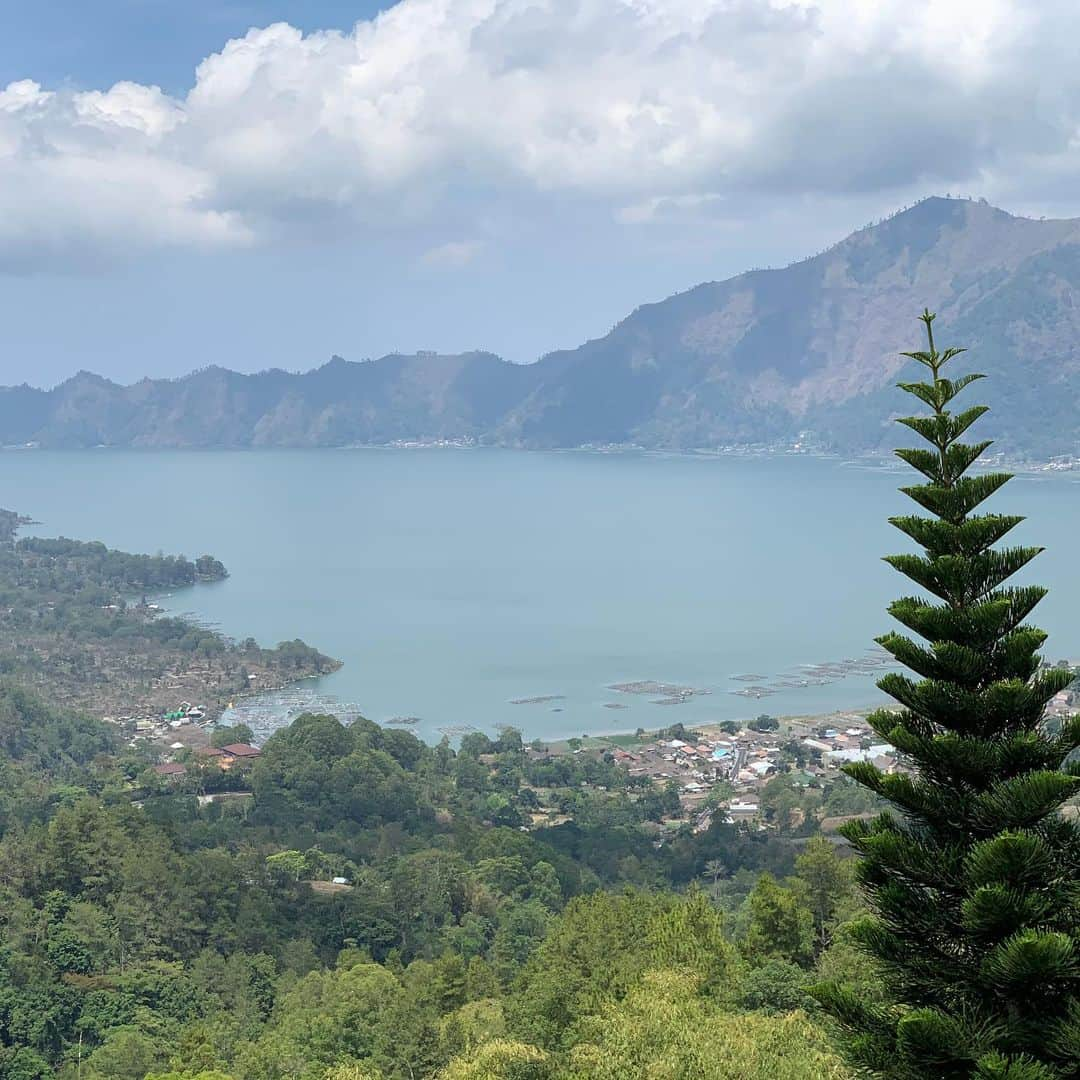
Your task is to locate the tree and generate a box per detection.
[704,782,736,811]
[760,774,807,833]
[265,849,307,882]
[438,1040,550,1080]
[739,958,816,1013]
[211,723,254,749]
[647,888,742,989]
[661,778,682,818]
[82,1027,163,1080]
[742,873,815,968]
[563,970,850,1080]
[793,836,854,952]
[146,1073,236,1080]
[813,312,1080,1077]
[324,1066,384,1080]
[703,858,726,896]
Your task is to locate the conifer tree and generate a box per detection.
[813,311,1080,1079]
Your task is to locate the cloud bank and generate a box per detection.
[1,0,1075,270]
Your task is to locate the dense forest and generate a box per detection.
[0,681,871,1079]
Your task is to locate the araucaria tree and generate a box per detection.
[814,311,1080,1079]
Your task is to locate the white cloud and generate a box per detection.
[418,240,483,268]
[2,0,1080,270]
[0,80,53,113]
[74,82,185,137]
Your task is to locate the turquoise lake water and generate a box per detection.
[2,449,1078,743]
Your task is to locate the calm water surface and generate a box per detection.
[2,449,1078,743]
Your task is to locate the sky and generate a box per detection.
[3,0,1080,387]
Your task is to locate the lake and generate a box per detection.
[2,448,1078,744]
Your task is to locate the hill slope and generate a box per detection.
[5,197,1080,457]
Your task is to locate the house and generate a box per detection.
[825,744,893,765]
[196,745,225,759]
[220,743,261,769]
[221,742,260,759]
[153,762,187,778]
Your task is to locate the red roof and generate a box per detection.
[195,745,225,757]
[153,762,187,776]
[221,742,260,758]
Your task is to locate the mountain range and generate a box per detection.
[4,197,1080,458]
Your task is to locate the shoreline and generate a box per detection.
[2,442,1078,474]
[541,702,887,755]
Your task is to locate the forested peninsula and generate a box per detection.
[0,512,338,724]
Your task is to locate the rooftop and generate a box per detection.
[221,742,261,757]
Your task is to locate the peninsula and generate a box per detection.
[0,509,339,728]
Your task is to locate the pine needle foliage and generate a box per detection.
[812,311,1080,1079]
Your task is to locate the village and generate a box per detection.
[132,667,1080,833]
[563,711,899,831]
[101,700,263,783]
[549,674,1080,834]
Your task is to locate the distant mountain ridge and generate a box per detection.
[5,197,1080,458]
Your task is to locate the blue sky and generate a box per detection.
[1,1,1077,387]
[0,3,388,94]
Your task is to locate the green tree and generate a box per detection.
[324,1066,384,1080]
[146,1072,237,1080]
[211,724,254,749]
[438,1040,549,1080]
[740,958,816,1013]
[564,970,851,1080]
[792,836,855,952]
[760,775,805,833]
[743,873,815,968]
[813,312,1080,1078]
[266,849,307,882]
[646,887,741,997]
[82,1027,163,1080]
